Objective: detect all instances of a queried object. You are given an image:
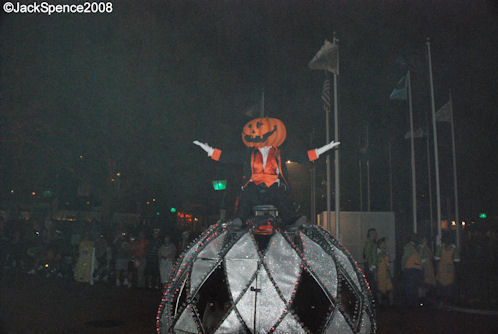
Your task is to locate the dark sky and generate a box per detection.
[1,0,497,223]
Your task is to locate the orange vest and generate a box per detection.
[405,244,422,270]
[437,246,456,286]
[249,147,280,187]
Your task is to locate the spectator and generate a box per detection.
[45,229,67,278]
[130,230,148,288]
[420,236,436,301]
[159,235,177,289]
[376,237,393,306]
[74,233,97,284]
[114,232,130,287]
[145,228,161,289]
[363,228,378,294]
[401,233,423,307]
[435,233,460,304]
[179,231,191,254]
[93,233,110,283]
[26,222,45,275]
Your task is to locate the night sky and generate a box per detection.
[1,0,497,226]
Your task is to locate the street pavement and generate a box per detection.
[1,270,497,333]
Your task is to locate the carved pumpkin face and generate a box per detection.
[241,117,286,148]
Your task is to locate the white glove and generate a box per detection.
[316,140,340,157]
[193,140,214,157]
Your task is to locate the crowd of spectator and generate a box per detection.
[0,214,195,290]
[2,212,497,309]
[363,226,498,309]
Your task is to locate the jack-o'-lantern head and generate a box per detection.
[241,117,286,148]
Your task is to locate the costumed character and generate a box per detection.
[193,117,339,229]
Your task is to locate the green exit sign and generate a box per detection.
[479,213,487,219]
[212,180,227,191]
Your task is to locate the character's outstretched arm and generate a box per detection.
[307,140,340,161]
[193,140,222,161]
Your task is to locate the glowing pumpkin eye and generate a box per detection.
[256,122,262,128]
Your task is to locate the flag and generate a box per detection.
[358,146,369,161]
[242,90,265,118]
[436,101,451,122]
[389,74,408,100]
[396,49,425,74]
[404,128,425,139]
[243,104,258,118]
[309,40,339,74]
[321,78,331,113]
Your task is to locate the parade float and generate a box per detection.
[157,117,375,333]
[156,210,376,333]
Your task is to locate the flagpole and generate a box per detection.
[388,141,393,211]
[449,90,460,250]
[366,124,371,211]
[407,70,417,233]
[359,134,364,211]
[426,121,434,252]
[310,130,317,225]
[308,37,339,235]
[311,164,317,225]
[333,34,340,239]
[325,71,332,234]
[426,38,442,245]
[260,89,265,117]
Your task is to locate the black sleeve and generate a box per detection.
[217,149,249,164]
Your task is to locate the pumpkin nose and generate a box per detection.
[252,130,255,134]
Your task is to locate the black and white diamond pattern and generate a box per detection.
[158,223,376,334]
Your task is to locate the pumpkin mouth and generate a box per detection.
[243,125,277,143]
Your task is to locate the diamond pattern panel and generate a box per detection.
[225,233,259,260]
[265,232,302,302]
[225,259,258,302]
[337,272,362,328]
[190,232,227,295]
[214,309,246,334]
[173,305,199,334]
[332,246,361,290]
[194,265,233,333]
[198,231,226,259]
[300,233,338,298]
[190,259,218,296]
[236,269,286,333]
[292,269,334,333]
[324,310,353,334]
[273,313,306,334]
[159,225,376,334]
